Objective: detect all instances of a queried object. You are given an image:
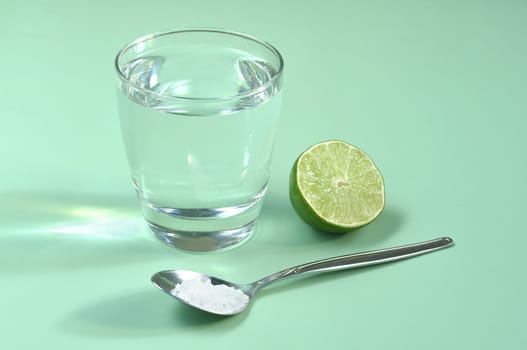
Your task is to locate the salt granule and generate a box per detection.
[172,278,249,314]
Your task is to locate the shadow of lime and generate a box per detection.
[260,194,405,248]
[59,289,247,337]
[308,205,405,246]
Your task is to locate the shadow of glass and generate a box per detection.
[0,192,141,237]
[0,192,177,274]
[59,289,245,337]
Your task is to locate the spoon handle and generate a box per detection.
[254,237,454,289]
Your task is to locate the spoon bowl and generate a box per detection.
[152,269,253,315]
[152,237,454,316]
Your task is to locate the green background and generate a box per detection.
[1,0,526,348]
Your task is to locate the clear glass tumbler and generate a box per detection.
[114,29,284,252]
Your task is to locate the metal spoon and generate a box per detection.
[151,237,454,316]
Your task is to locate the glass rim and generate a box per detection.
[114,28,284,102]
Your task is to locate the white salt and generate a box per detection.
[172,278,249,315]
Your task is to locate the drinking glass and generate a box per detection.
[114,29,284,251]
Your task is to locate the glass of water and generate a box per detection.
[114,29,284,252]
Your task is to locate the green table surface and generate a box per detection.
[2,0,526,349]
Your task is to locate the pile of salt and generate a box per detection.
[172,278,249,314]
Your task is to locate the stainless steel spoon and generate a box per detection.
[151,237,454,316]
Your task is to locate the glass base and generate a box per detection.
[141,197,263,252]
[147,219,257,252]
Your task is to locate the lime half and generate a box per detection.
[289,140,385,233]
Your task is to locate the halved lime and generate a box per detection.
[289,140,385,233]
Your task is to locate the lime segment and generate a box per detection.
[289,140,385,233]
